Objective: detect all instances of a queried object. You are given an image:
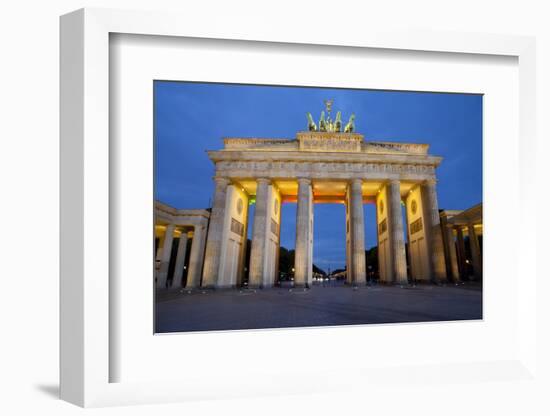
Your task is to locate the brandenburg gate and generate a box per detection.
[198,103,447,289]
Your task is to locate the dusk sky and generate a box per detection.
[155,81,482,271]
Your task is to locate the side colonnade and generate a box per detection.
[440,204,483,282]
[154,203,210,289]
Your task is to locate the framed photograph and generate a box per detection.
[60,8,537,407]
[152,81,484,335]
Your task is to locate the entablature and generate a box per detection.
[213,159,437,182]
[155,202,211,226]
[208,149,442,166]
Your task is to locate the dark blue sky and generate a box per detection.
[155,81,482,271]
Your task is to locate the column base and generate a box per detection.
[395,277,409,285]
[212,284,238,290]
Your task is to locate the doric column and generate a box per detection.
[387,180,407,284]
[468,223,482,280]
[157,224,175,289]
[248,178,271,288]
[171,231,188,288]
[201,177,230,287]
[456,226,467,279]
[186,224,206,289]
[445,226,460,282]
[349,179,366,285]
[294,178,312,287]
[421,179,446,282]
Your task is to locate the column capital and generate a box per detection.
[423,178,438,186]
[297,177,311,186]
[350,178,363,186]
[388,179,401,186]
[213,176,231,187]
[256,177,271,185]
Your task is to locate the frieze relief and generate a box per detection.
[216,160,435,178]
[363,142,429,155]
[299,136,363,152]
[223,138,298,151]
[221,136,428,155]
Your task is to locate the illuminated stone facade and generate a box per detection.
[200,129,447,288]
[153,124,483,290]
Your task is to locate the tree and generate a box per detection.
[278,246,325,277]
[244,242,326,282]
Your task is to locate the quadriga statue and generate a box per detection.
[334,111,342,132]
[319,111,327,132]
[306,112,318,131]
[344,114,355,133]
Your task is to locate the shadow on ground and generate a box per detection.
[35,384,59,399]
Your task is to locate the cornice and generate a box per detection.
[208,150,443,166]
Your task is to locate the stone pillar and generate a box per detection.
[186,224,206,289]
[445,226,460,282]
[274,217,282,286]
[171,231,188,289]
[248,178,270,288]
[387,180,408,284]
[294,178,312,288]
[157,224,175,289]
[201,177,230,288]
[421,179,446,282]
[468,223,482,280]
[456,226,467,279]
[345,201,353,285]
[349,179,366,285]
[403,196,411,268]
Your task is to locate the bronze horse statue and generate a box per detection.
[306,112,318,131]
[344,114,355,133]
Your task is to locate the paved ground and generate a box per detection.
[155,280,482,333]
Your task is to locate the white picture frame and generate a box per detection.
[60,8,537,408]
